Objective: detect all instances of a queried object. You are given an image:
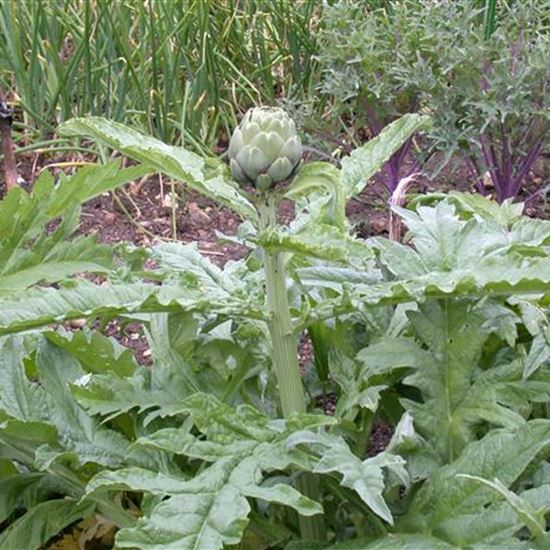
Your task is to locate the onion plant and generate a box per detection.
[0,0,319,148]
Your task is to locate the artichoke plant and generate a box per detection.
[228,107,302,190]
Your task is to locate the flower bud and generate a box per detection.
[228,107,302,190]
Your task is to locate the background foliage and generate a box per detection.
[0,0,319,148]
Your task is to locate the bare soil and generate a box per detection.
[8,142,549,257]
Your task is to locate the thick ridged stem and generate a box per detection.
[258,195,326,542]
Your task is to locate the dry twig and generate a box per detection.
[388,173,420,241]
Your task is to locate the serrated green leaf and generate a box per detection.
[288,431,405,524]
[46,328,138,376]
[404,420,550,531]
[524,329,550,379]
[358,301,510,461]
[516,300,548,336]
[357,337,431,377]
[259,224,373,262]
[368,238,428,279]
[71,362,202,423]
[301,199,550,325]
[34,340,133,469]
[101,397,381,549]
[436,484,550,547]
[285,162,346,230]
[116,491,248,549]
[402,301,489,460]
[71,369,160,418]
[59,117,258,221]
[285,541,329,550]
[299,260,550,317]
[112,457,313,550]
[0,498,94,550]
[150,242,231,290]
[0,418,57,447]
[410,191,524,227]
[244,482,322,517]
[329,351,386,421]
[341,114,431,198]
[47,161,152,219]
[451,361,533,430]
[0,337,159,474]
[0,460,18,479]
[391,202,495,271]
[132,393,331,466]
[0,336,50,422]
[0,162,149,297]
[285,162,343,203]
[145,313,202,397]
[177,392,274,443]
[86,467,189,497]
[112,459,260,550]
[479,302,520,346]
[0,280,262,336]
[456,475,547,539]
[386,413,441,483]
[136,429,258,461]
[0,473,45,523]
[361,534,457,549]
[406,306,550,459]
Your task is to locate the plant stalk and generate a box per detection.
[261,252,305,416]
[259,195,305,417]
[0,97,19,191]
[258,195,326,542]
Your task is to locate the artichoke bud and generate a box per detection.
[228,107,302,190]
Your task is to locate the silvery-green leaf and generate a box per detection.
[288,431,403,524]
[524,329,550,379]
[342,114,431,197]
[403,420,550,532]
[455,475,547,539]
[0,473,45,524]
[60,117,257,221]
[0,499,94,550]
[435,484,550,547]
[0,163,145,297]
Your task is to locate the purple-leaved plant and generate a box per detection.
[316,1,432,194]
[403,0,549,203]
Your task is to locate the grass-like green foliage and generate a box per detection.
[0,116,549,549]
[0,0,319,147]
